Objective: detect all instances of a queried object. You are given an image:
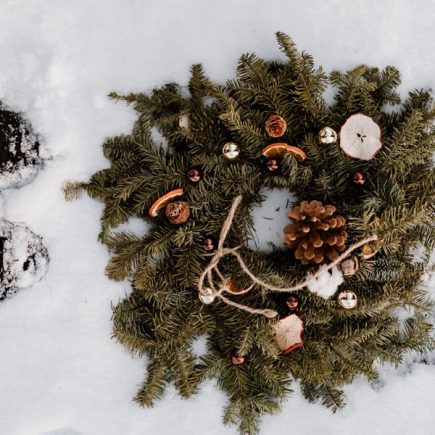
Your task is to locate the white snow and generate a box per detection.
[0,1,434,435]
[0,218,48,298]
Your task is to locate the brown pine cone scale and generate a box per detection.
[284,200,347,265]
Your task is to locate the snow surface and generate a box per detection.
[0,1,434,434]
[0,218,48,299]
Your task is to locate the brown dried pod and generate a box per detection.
[340,256,359,277]
[165,201,190,224]
[265,114,287,138]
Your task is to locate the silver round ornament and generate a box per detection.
[199,287,215,304]
[318,127,338,145]
[337,289,358,309]
[222,142,240,160]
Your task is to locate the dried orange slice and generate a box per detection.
[149,188,184,217]
[261,143,306,161]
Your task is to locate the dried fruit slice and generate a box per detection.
[272,314,304,355]
[149,188,184,217]
[261,143,306,161]
[339,113,382,160]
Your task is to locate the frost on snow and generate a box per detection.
[0,103,43,190]
[0,218,48,300]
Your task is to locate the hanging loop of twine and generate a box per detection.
[197,195,378,318]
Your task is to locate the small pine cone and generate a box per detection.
[166,201,190,224]
[265,114,287,138]
[283,200,347,265]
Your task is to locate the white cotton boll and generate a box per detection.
[306,266,344,299]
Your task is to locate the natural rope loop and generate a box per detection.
[197,195,378,318]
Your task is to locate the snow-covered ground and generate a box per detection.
[0,1,434,434]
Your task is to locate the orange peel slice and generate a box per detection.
[261,143,306,161]
[149,188,184,217]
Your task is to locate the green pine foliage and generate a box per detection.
[65,33,434,434]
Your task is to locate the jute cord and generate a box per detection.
[197,195,378,318]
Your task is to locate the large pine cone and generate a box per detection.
[284,200,347,265]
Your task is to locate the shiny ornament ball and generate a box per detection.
[337,289,358,309]
[286,294,299,310]
[165,201,190,224]
[203,237,216,252]
[266,158,279,172]
[199,287,215,304]
[222,142,240,160]
[353,171,366,185]
[318,127,338,145]
[188,168,201,183]
[231,354,245,366]
[265,114,287,138]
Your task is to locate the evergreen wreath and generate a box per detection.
[65,33,435,434]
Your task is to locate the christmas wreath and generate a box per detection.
[65,33,434,434]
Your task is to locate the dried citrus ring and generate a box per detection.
[261,143,306,161]
[148,188,184,217]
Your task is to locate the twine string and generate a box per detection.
[197,195,378,318]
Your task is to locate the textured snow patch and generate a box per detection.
[0,103,43,190]
[248,188,297,252]
[0,218,48,300]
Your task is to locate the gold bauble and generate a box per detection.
[318,126,338,145]
[337,289,358,309]
[222,142,240,160]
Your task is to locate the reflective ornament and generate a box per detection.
[203,237,216,252]
[286,294,299,310]
[231,354,245,366]
[199,287,215,304]
[337,289,358,309]
[266,158,279,173]
[188,168,201,183]
[318,126,338,145]
[353,171,365,185]
[272,314,304,355]
[222,142,240,160]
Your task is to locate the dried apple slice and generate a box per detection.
[339,113,382,160]
[272,313,304,355]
